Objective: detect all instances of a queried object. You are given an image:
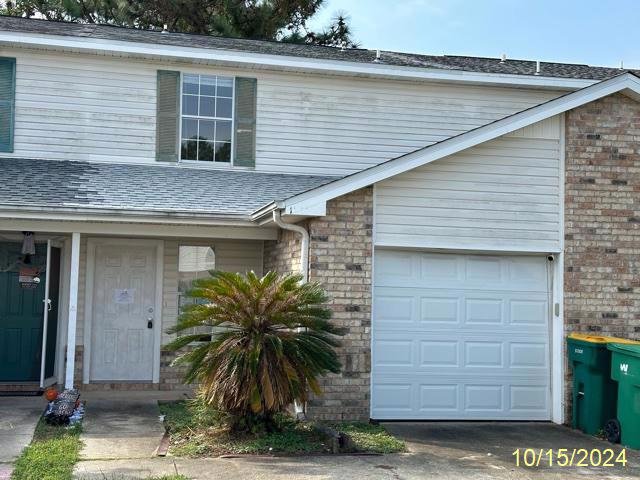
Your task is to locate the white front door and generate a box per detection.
[90,243,158,382]
[372,250,551,420]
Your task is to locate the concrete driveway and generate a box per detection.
[382,422,640,479]
[75,421,640,479]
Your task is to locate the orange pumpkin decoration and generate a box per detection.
[44,387,58,401]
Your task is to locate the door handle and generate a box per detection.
[43,298,52,311]
[147,318,153,329]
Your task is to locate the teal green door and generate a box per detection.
[0,242,48,382]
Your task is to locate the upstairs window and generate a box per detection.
[180,74,234,163]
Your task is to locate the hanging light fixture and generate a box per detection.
[21,231,35,264]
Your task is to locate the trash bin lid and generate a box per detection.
[568,333,640,345]
[607,343,640,356]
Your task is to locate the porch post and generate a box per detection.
[64,232,81,389]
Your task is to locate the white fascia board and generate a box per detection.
[281,73,640,214]
[0,205,255,227]
[0,31,597,89]
[0,218,278,240]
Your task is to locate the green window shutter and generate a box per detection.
[233,77,257,168]
[0,57,16,153]
[156,70,180,162]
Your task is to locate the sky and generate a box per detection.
[307,0,640,68]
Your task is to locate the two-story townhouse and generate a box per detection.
[1,15,638,424]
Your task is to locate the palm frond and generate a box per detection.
[165,270,343,419]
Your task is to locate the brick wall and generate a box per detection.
[263,188,374,421]
[306,187,373,421]
[564,92,640,416]
[263,228,302,275]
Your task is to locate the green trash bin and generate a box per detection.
[567,334,619,435]
[608,342,640,448]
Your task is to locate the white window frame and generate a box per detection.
[178,72,236,166]
[177,244,218,342]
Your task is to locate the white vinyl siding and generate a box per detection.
[6,48,563,175]
[375,116,562,252]
[256,79,562,175]
[13,51,157,163]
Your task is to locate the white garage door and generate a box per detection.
[372,251,551,420]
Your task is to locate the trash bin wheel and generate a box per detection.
[604,418,621,443]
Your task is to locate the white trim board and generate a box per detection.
[0,219,277,241]
[277,72,640,217]
[0,31,596,89]
[82,237,164,384]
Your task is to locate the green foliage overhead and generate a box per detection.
[1,0,358,47]
[164,271,345,426]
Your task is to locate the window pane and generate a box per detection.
[199,96,215,117]
[215,120,232,143]
[217,77,233,97]
[198,141,214,161]
[181,140,197,160]
[216,97,233,119]
[181,118,198,140]
[200,75,216,96]
[180,73,235,163]
[215,142,231,163]
[198,120,215,141]
[178,246,216,330]
[182,95,198,116]
[183,74,199,95]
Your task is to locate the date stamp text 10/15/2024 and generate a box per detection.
[513,448,627,468]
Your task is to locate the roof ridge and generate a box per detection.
[0,14,632,80]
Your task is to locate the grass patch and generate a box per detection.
[336,422,406,453]
[11,419,82,480]
[159,400,326,456]
[159,400,405,457]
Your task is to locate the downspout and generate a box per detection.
[272,210,309,282]
[272,209,309,418]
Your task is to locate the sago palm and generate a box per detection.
[164,270,344,428]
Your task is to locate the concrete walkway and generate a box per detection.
[0,396,46,479]
[79,391,187,461]
[74,421,640,479]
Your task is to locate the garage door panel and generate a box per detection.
[375,251,549,293]
[374,338,549,374]
[375,289,547,333]
[373,376,550,420]
[510,385,550,413]
[372,251,551,420]
[464,341,504,367]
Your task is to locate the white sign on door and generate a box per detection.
[114,288,136,304]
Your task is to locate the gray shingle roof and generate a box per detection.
[0,15,633,81]
[0,157,335,216]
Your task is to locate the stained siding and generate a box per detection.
[7,48,563,175]
[374,116,562,252]
[13,52,157,163]
[75,237,263,346]
[256,78,562,175]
